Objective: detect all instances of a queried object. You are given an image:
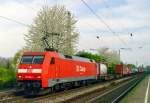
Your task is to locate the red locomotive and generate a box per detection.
[17,51,98,94]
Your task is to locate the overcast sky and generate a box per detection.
[0,0,149,66]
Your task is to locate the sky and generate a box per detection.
[0,0,150,66]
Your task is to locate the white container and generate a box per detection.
[98,63,107,76]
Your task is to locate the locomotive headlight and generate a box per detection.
[18,76,22,78]
[18,69,27,73]
[18,69,42,73]
[36,76,41,78]
[32,69,42,73]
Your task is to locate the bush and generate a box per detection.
[76,51,106,62]
[0,67,16,89]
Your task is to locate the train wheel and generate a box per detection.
[48,87,53,93]
[82,80,88,86]
[54,84,60,92]
[64,82,71,90]
[73,81,79,87]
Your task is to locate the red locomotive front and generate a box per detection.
[17,52,46,81]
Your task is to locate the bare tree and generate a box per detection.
[25,5,79,55]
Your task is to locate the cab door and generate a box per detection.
[48,57,56,78]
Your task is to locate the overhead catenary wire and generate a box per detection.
[0,15,49,33]
[102,0,135,40]
[0,15,30,27]
[0,3,74,36]
[80,0,129,47]
[100,0,136,48]
[102,0,127,35]
[59,0,104,43]
[0,15,60,50]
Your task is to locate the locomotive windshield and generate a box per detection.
[33,56,44,64]
[21,55,44,64]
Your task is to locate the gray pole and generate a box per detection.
[119,49,121,62]
[67,11,71,55]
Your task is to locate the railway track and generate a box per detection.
[0,95,26,103]
[0,89,16,101]
[30,76,135,103]
[0,75,141,103]
[0,89,16,96]
[64,73,145,103]
[0,89,24,103]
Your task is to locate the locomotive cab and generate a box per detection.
[17,51,59,94]
[18,55,44,80]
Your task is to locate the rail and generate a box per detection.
[0,75,142,103]
[86,74,145,103]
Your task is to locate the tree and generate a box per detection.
[145,66,150,72]
[0,57,11,69]
[76,51,106,62]
[127,64,136,69]
[25,5,79,55]
[97,47,120,65]
[11,49,24,70]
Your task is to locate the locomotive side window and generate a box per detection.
[21,56,33,64]
[32,56,44,64]
[50,57,55,64]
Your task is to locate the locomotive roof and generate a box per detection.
[23,52,47,56]
[23,51,95,63]
[59,53,94,63]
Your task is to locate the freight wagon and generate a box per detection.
[96,63,107,80]
[107,64,133,78]
[115,64,123,78]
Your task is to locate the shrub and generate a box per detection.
[0,67,16,89]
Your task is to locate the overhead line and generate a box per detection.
[80,0,129,47]
[0,15,57,38]
[102,0,131,36]
[0,16,30,27]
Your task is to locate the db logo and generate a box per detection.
[76,65,86,72]
[27,69,32,73]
